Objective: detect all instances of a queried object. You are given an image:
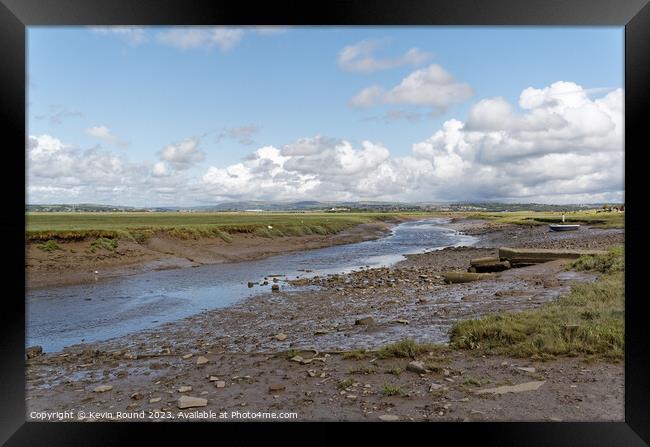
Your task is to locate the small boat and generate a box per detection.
[549,224,580,231]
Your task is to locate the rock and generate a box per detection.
[271,284,280,292]
[182,354,193,359]
[475,381,546,395]
[215,381,226,388]
[209,376,219,381]
[275,333,288,341]
[269,384,286,392]
[247,282,254,288]
[26,346,43,359]
[196,356,209,365]
[149,397,161,403]
[93,385,113,393]
[379,414,400,422]
[355,317,375,326]
[177,396,207,409]
[314,330,329,335]
[394,319,409,325]
[177,386,193,393]
[417,298,428,304]
[443,272,496,284]
[429,382,444,392]
[515,366,536,373]
[406,361,427,374]
[130,392,144,400]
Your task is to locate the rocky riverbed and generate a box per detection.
[25,219,624,422]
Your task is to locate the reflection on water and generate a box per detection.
[26,218,476,352]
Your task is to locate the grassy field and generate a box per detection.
[467,209,624,229]
[449,246,624,361]
[25,211,437,242]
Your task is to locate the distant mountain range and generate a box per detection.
[26,201,608,213]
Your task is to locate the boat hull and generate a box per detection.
[549,224,580,231]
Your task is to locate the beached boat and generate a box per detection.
[549,224,580,231]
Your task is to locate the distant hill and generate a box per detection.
[26,201,613,213]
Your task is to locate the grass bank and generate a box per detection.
[449,246,624,361]
[26,211,435,242]
[467,210,624,229]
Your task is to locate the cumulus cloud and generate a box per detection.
[338,40,431,73]
[158,138,205,170]
[350,64,473,113]
[86,126,129,148]
[27,82,624,206]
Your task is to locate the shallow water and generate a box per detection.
[26,218,476,352]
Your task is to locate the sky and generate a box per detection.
[27,26,624,206]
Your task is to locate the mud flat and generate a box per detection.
[25,219,624,422]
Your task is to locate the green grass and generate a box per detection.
[338,378,355,390]
[466,210,624,229]
[348,365,378,375]
[381,383,403,396]
[89,237,118,252]
[25,211,429,242]
[385,367,404,376]
[377,338,442,359]
[341,349,368,360]
[450,249,624,361]
[571,246,624,274]
[36,239,61,252]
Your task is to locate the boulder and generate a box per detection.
[355,317,375,326]
[406,361,427,374]
[26,346,43,359]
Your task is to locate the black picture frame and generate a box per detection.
[1,0,648,444]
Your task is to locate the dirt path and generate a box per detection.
[25,220,624,422]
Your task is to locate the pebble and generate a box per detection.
[275,333,288,341]
[130,392,144,400]
[215,381,226,388]
[177,386,193,393]
[177,396,207,409]
[406,361,427,374]
[93,385,113,393]
[196,356,209,365]
[379,414,400,421]
[149,397,161,404]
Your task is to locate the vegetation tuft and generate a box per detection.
[36,239,61,252]
[450,248,624,361]
[377,338,442,359]
[89,237,118,252]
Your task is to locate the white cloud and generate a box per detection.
[350,64,473,113]
[86,126,129,148]
[338,40,431,73]
[158,138,205,170]
[91,27,148,45]
[27,82,624,206]
[156,27,245,51]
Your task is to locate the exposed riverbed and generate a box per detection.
[27,218,476,352]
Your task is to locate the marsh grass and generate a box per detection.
[36,239,61,252]
[377,338,442,359]
[381,383,403,396]
[348,365,378,375]
[342,349,368,360]
[25,212,420,242]
[89,237,118,252]
[450,248,624,361]
[466,210,624,229]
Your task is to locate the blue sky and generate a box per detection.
[27,27,624,206]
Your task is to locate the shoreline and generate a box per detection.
[26,217,415,289]
[25,220,625,421]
